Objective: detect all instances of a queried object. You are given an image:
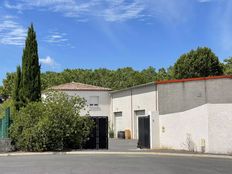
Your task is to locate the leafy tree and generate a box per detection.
[1,72,16,100]
[21,24,41,106]
[0,99,14,118]
[141,66,157,82]
[1,66,174,97]
[0,86,4,99]
[223,57,232,75]
[156,68,170,80]
[10,91,94,151]
[173,47,223,79]
[13,66,22,111]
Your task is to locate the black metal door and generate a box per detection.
[98,117,108,149]
[138,116,150,149]
[84,116,108,149]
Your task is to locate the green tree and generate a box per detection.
[173,47,223,79]
[0,86,4,99]
[1,72,16,100]
[223,57,232,75]
[156,68,170,80]
[10,91,94,151]
[21,24,41,105]
[141,66,157,82]
[13,66,22,111]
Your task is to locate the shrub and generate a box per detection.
[0,99,14,118]
[9,91,94,151]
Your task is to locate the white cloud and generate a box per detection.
[44,31,73,47]
[39,56,57,67]
[45,31,68,43]
[197,0,212,3]
[3,0,193,23]
[102,0,145,22]
[0,16,27,46]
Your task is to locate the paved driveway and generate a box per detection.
[0,154,231,174]
[109,138,138,151]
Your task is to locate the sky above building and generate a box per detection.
[0,0,232,84]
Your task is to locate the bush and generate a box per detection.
[0,99,14,118]
[9,91,94,151]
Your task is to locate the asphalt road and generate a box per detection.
[0,154,231,174]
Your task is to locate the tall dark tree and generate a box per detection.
[173,47,223,79]
[21,24,41,105]
[13,66,22,111]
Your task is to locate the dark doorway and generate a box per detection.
[138,116,150,149]
[84,116,108,150]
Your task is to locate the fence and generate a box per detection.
[0,107,11,139]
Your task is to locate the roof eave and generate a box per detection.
[156,75,232,85]
[110,82,155,94]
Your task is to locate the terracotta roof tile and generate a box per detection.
[50,82,111,91]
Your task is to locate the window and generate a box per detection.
[135,110,145,116]
[89,96,99,107]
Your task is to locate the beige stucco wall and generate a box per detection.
[62,90,111,119]
[111,90,132,135]
[111,83,157,139]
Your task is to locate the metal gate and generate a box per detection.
[84,116,108,149]
[0,108,11,139]
[138,116,150,149]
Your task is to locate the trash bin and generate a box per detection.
[117,131,125,139]
[125,129,131,139]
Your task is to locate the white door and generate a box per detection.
[114,112,123,137]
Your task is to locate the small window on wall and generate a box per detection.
[135,110,145,116]
[114,112,122,117]
[89,96,99,107]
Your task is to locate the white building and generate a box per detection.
[110,75,232,154]
[110,83,158,143]
[50,82,111,118]
[50,76,232,154]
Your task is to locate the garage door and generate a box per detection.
[114,112,123,137]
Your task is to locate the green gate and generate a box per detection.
[0,107,11,139]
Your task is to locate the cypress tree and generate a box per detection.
[21,24,41,105]
[13,66,22,111]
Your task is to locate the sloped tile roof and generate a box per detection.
[50,82,111,91]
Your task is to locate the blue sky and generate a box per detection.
[0,0,232,85]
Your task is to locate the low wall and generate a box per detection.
[208,104,232,154]
[0,138,14,152]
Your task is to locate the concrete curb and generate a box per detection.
[0,151,232,159]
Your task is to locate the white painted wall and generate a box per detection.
[159,104,209,152]
[150,111,160,149]
[158,78,232,153]
[111,90,132,136]
[62,90,111,119]
[111,84,157,139]
[208,104,232,154]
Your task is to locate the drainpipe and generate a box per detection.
[111,94,113,129]
[156,85,158,112]
[131,89,133,139]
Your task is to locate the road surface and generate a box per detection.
[0,154,231,174]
